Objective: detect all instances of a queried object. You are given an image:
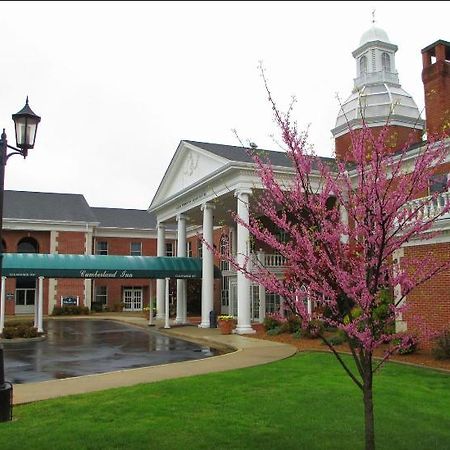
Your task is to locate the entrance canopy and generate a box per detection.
[2,253,221,279]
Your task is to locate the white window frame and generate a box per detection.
[166,242,174,257]
[186,241,193,257]
[96,240,108,255]
[130,242,142,256]
[95,286,108,305]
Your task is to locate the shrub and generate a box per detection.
[292,330,302,340]
[112,302,124,312]
[2,327,17,339]
[91,302,103,312]
[393,333,419,355]
[23,327,39,338]
[302,319,324,339]
[52,305,90,316]
[267,326,284,336]
[281,314,302,334]
[263,314,283,331]
[1,321,40,339]
[432,330,450,360]
[326,329,347,346]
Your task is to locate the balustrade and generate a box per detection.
[403,191,450,222]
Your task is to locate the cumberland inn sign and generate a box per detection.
[2,253,211,280]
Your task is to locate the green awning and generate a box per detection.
[2,254,222,279]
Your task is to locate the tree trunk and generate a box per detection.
[363,364,375,450]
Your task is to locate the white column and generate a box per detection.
[258,284,266,324]
[339,203,349,244]
[164,277,170,329]
[176,214,187,324]
[257,249,266,323]
[393,248,407,332]
[156,223,166,319]
[0,277,5,334]
[34,279,39,328]
[37,276,44,333]
[235,189,255,334]
[148,280,154,326]
[199,202,215,328]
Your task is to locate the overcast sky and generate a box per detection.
[1,1,448,210]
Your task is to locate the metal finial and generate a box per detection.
[26,96,29,105]
[372,9,376,24]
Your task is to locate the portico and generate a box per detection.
[148,140,301,332]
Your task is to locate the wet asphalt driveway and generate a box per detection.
[2,319,215,384]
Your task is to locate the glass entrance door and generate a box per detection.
[123,288,143,311]
[229,279,238,317]
[15,288,36,315]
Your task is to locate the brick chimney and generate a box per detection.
[422,40,450,137]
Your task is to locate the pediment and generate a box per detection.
[150,141,228,208]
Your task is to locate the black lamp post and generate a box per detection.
[0,98,41,422]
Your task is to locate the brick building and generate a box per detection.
[2,190,177,315]
[2,28,449,340]
[150,29,449,337]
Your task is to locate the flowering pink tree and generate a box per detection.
[226,80,450,450]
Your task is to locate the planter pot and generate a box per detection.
[218,320,235,335]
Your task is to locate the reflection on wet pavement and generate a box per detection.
[3,320,216,384]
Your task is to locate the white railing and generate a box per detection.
[403,191,450,222]
[251,252,287,268]
[263,253,287,267]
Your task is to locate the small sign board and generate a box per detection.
[61,296,79,306]
[6,293,14,301]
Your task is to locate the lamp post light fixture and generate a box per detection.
[0,98,41,422]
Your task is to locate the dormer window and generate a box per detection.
[382,52,391,72]
[359,55,367,74]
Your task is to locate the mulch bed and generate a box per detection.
[245,324,450,372]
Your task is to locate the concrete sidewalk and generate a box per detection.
[12,315,297,405]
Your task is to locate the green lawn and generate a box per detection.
[1,353,449,450]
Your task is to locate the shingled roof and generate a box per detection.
[4,190,98,223]
[91,207,156,229]
[184,140,337,169]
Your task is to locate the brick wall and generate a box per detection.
[55,231,87,307]
[3,230,50,254]
[422,41,450,137]
[334,126,423,162]
[402,243,450,347]
[93,236,157,256]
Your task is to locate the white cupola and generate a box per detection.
[332,24,424,139]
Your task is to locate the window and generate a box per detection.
[15,289,35,306]
[266,292,282,314]
[220,234,230,271]
[166,242,174,257]
[186,241,193,257]
[17,237,39,253]
[221,276,230,307]
[95,286,108,305]
[130,242,142,256]
[381,52,391,72]
[360,55,367,74]
[96,241,108,255]
[428,173,449,195]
